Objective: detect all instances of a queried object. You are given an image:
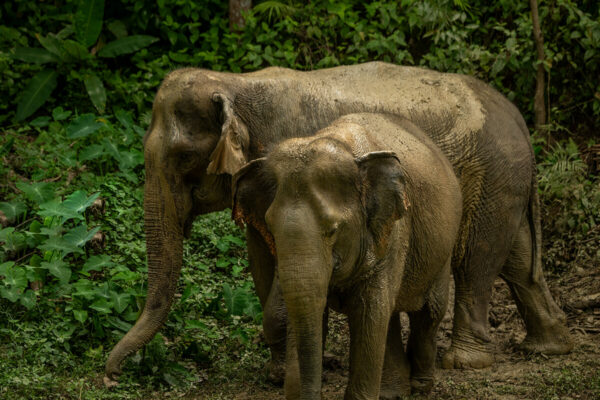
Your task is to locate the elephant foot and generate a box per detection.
[441,342,494,369]
[517,323,574,355]
[410,375,434,394]
[379,382,411,399]
[264,357,286,386]
[103,375,119,388]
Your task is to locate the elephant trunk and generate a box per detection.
[277,227,330,399]
[105,169,184,384]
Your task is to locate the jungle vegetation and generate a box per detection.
[0,1,598,398]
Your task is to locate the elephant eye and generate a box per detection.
[325,223,338,238]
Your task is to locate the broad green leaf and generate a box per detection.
[106,316,133,331]
[216,238,230,253]
[52,106,72,121]
[39,236,83,255]
[98,35,158,58]
[56,24,75,40]
[115,109,134,130]
[185,319,208,330]
[216,257,230,268]
[0,261,15,277]
[222,283,248,316]
[13,47,58,64]
[89,297,112,314]
[83,254,114,272]
[102,138,120,160]
[40,224,64,237]
[75,0,105,47]
[244,300,262,322]
[0,227,15,242]
[38,198,70,221]
[63,224,100,248]
[1,230,26,253]
[0,287,20,302]
[62,40,90,60]
[30,116,51,127]
[16,181,55,204]
[110,291,131,313]
[79,144,105,162]
[83,73,106,113]
[72,279,95,299]
[16,69,59,121]
[111,267,139,281]
[73,309,88,323]
[41,259,71,284]
[66,114,103,138]
[36,34,64,58]
[117,149,144,170]
[225,234,246,247]
[20,289,37,309]
[107,20,128,39]
[62,191,100,216]
[0,202,27,222]
[2,264,28,288]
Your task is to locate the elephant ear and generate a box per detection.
[207,93,250,175]
[356,151,410,254]
[231,158,277,255]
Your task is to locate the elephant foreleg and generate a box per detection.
[406,260,450,393]
[346,290,390,400]
[379,312,411,399]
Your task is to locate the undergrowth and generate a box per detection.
[0,0,598,399]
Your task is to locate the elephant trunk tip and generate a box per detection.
[104,353,123,388]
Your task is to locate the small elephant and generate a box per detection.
[233,113,463,399]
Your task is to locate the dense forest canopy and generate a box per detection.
[0,1,598,399]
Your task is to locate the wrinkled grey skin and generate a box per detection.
[104,62,572,385]
[233,113,463,399]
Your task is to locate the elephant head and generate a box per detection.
[105,70,254,383]
[232,137,408,398]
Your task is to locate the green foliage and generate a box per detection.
[9,0,158,119]
[0,0,598,397]
[536,136,600,273]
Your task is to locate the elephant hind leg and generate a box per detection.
[441,247,500,370]
[441,189,527,370]
[500,219,573,355]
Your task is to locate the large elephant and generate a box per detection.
[104,62,572,385]
[232,113,463,399]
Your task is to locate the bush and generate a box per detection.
[536,137,600,273]
[0,0,598,396]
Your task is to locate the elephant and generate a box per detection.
[103,61,572,385]
[232,113,463,399]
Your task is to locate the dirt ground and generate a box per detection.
[191,265,600,400]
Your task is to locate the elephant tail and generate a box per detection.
[529,157,543,283]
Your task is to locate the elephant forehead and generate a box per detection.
[270,138,357,180]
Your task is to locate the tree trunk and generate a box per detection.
[530,0,546,132]
[229,0,252,31]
